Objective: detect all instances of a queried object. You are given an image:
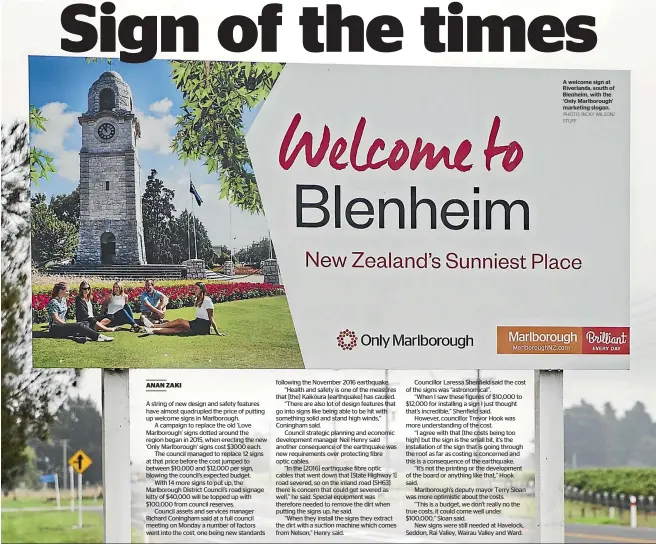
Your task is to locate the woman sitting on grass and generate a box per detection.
[47,282,114,342]
[143,282,224,336]
[99,281,141,332]
[75,281,117,333]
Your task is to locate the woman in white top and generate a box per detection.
[144,282,223,336]
[100,281,141,332]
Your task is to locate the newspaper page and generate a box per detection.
[1,1,653,544]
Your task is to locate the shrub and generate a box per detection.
[516,468,656,496]
[32,281,285,324]
[564,468,656,497]
[234,266,259,275]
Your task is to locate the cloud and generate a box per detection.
[32,98,178,180]
[149,98,173,114]
[31,102,81,182]
[135,99,177,155]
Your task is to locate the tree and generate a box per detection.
[171,61,284,214]
[602,402,623,467]
[632,435,656,467]
[236,237,275,266]
[29,106,56,184]
[560,400,656,468]
[141,169,176,264]
[619,402,655,466]
[19,447,42,491]
[31,396,103,486]
[140,169,217,265]
[170,210,215,265]
[564,400,607,468]
[49,186,80,227]
[30,195,78,267]
[2,119,77,494]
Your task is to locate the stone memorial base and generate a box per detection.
[183,259,206,280]
[262,258,281,285]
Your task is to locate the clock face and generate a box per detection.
[97,122,116,141]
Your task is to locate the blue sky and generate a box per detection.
[28,56,268,248]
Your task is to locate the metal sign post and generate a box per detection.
[534,370,565,543]
[102,369,132,544]
[60,439,69,492]
[69,466,75,512]
[68,447,93,529]
[78,472,83,528]
[54,473,61,509]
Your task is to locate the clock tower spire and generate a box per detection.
[77,71,147,265]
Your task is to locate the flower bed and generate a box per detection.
[234,266,258,275]
[32,276,230,293]
[32,282,285,324]
[211,265,260,275]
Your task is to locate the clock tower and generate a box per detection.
[77,71,147,265]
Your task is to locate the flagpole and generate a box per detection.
[191,177,198,260]
[187,176,191,261]
[229,205,233,266]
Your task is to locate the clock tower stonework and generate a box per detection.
[77,71,147,265]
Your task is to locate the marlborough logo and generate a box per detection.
[336,330,474,350]
[337,329,358,350]
[497,326,630,355]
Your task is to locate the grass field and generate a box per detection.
[32,296,303,368]
[506,497,656,528]
[1,510,142,543]
[2,488,102,509]
[1,498,101,509]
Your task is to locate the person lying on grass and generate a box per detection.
[75,280,118,333]
[48,282,114,342]
[99,281,141,332]
[143,282,225,336]
[139,278,169,324]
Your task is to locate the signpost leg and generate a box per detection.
[70,466,75,512]
[78,472,83,528]
[102,369,132,544]
[61,439,69,493]
[54,473,61,509]
[534,370,565,543]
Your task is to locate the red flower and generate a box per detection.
[32,281,285,322]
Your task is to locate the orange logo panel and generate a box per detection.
[498,326,582,354]
[497,326,630,355]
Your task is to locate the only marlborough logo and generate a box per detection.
[337,330,358,351]
[336,330,474,350]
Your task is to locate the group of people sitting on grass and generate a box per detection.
[46,278,224,343]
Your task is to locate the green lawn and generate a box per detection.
[506,497,656,529]
[1,510,142,543]
[1,498,101,509]
[33,296,303,368]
